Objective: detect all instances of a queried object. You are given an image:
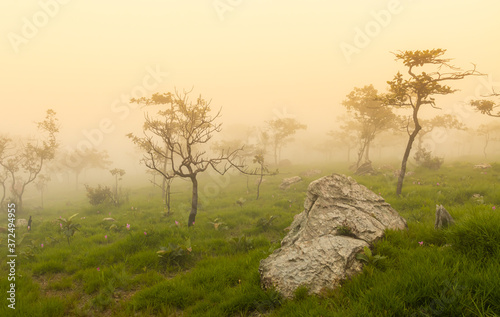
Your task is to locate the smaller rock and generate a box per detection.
[102,218,115,222]
[279,176,302,190]
[355,161,376,175]
[16,219,27,226]
[473,163,491,169]
[435,205,454,229]
[301,169,322,177]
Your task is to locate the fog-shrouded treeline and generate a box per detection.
[2,49,500,221]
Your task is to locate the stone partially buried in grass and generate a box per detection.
[259,173,407,298]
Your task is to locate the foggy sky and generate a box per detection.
[2,1,500,170]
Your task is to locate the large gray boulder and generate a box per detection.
[260,173,407,298]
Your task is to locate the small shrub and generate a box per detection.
[356,246,388,271]
[414,148,443,170]
[294,285,310,301]
[230,235,254,253]
[58,213,81,246]
[157,239,192,267]
[256,215,277,231]
[85,184,113,206]
[336,220,357,238]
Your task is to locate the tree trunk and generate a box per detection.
[256,167,263,200]
[188,176,198,227]
[396,127,421,196]
[273,143,278,165]
[365,141,371,162]
[75,172,79,191]
[483,134,489,159]
[0,182,5,208]
[165,179,171,215]
[355,140,368,169]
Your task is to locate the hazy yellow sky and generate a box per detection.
[1,1,500,164]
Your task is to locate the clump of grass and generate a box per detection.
[336,220,357,238]
[32,261,65,275]
[447,211,500,260]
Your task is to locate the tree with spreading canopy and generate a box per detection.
[128,90,243,226]
[0,109,59,212]
[58,148,111,190]
[378,49,480,195]
[266,118,306,165]
[342,85,397,170]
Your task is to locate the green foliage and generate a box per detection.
[293,285,310,301]
[230,235,254,252]
[448,212,500,260]
[85,184,113,206]
[59,213,81,245]
[336,220,357,238]
[6,161,500,316]
[414,147,444,170]
[256,215,277,231]
[356,246,388,271]
[157,238,192,267]
[32,261,65,275]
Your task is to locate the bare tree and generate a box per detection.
[128,90,243,226]
[0,109,59,212]
[378,49,481,195]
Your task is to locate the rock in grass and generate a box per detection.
[259,173,407,298]
[102,218,115,222]
[16,219,28,226]
[435,204,454,229]
[279,176,302,190]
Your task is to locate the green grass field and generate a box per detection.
[1,161,500,316]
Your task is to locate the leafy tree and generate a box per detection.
[266,118,306,165]
[128,90,243,226]
[58,148,111,190]
[327,126,358,162]
[476,123,500,159]
[34,174,50,209]
[0,109,59,212]
[378,49,480,195]
[342,85,396,169]
[415,114,465,152]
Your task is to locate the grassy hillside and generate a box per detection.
[1,162,500,316]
